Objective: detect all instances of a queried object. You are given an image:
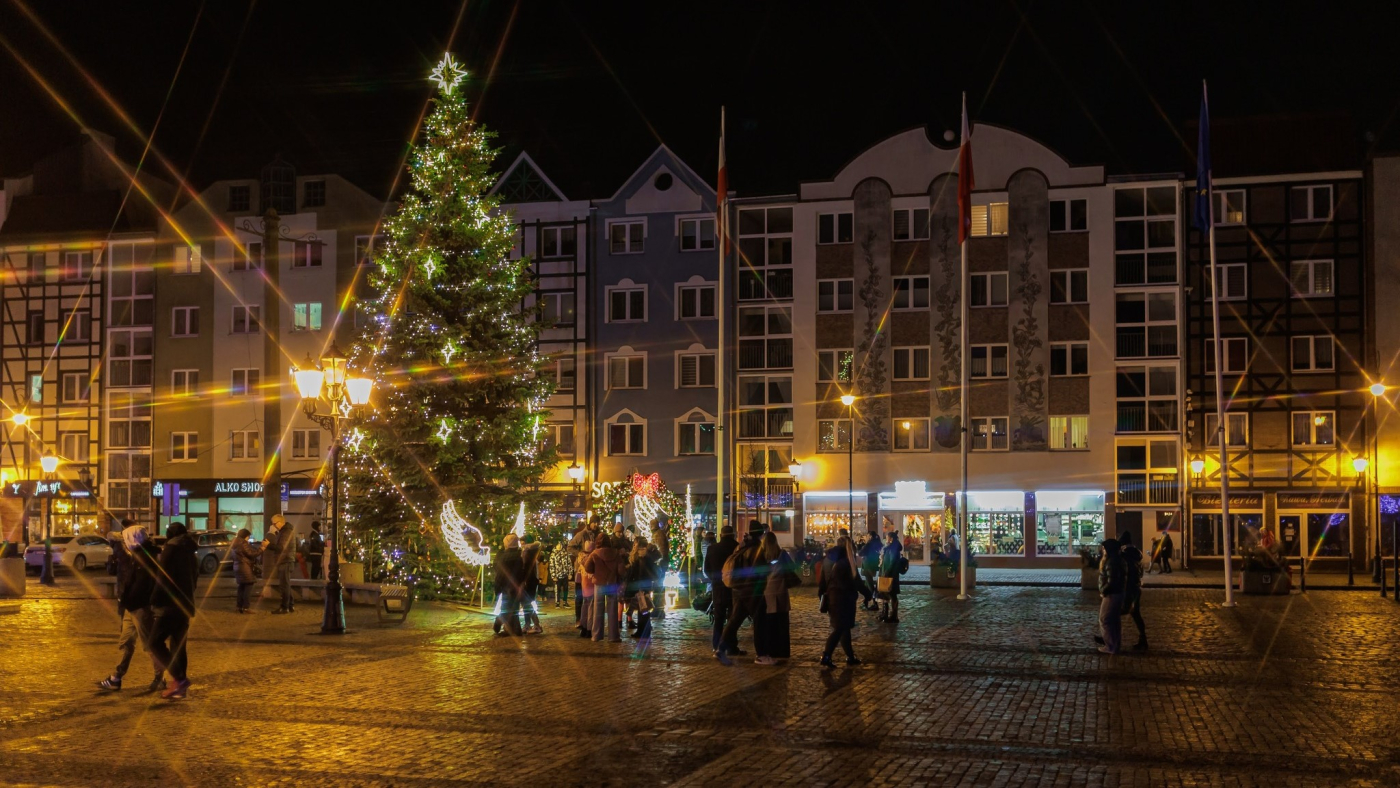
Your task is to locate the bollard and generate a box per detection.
[1393,519,1398,602]
[1347,553,1354,586]
[1299,553,1306,594]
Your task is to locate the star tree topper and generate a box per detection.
[430,53,467,95]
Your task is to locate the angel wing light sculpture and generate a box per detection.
[440,499,492,566]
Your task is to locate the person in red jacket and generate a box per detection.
[584,534,624,642]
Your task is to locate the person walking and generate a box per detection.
[818,536,861,668]
[1156,530,1175,574]
[576,538,595,639]
[306,522,326,580]
[569,517,599,624]
[1096,538,1127,655]
[1119,532,1148,650]
[704,525,740,658]
[584,534,624,642]
[149,522,198,700]
[493,534,525,636]
[520,537,543,634]
[760,532,800,662]
[877,530,905,624]
[98,525,164,692]
[626,536,657,640]
[263,514,298,614]
[231,529,263,613]
[549,541,571,607]
[858,534,880,610]
[715,521,765,666]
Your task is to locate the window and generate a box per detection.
[107,330,152,387]
[1290,185,1333,223]
[678,284,716,319]
[677,416,715,455]
[292,302,323,332]
[892,208,930,241]
[970,272,1009,307]
[303,179,326,208]
[971,417,1009,451]
[555,357,576,392]
[541,225,577,258]
[1050,269,1089,304]
[1050,416,1089,450]
[817,349,854,383]
[970,203,1009,237]
[228,185,250,212]
[1114,185,1176,285]
[970,345,1009,378]
[61,372,90,403]
[544,423,576,457]
[1213,189,1245,225]
[27,311,44,345]
[607,286,646,322]
[818,279,854,313]
[1050,342,1089,376]
[106,391,152,450]
[60,431,90,464]
[291,241,323,268]
[108,249,154,327]
[292,429,321,460]
[172,306,199,337]
[1204,337,1249,373]
[233,242,262,271]
[737,206,793,300]
[608,219,645,254]
[738,375,793,439]
[737,305,793,370]
[174,245,202,275]
[28,374,42,404]
[1116,366,1178,432]
[893,418,931,451]
[1290,260,1334,298]
[818,212,853,245]
[678,217,715,251]
[892,276,930,310]
[172,369,198,397]
[606,413,646,456]
[1204,413,1249,446]
[606,354,646,389]
[66,310,91,342]
[541,292,576,326]
[1115,438,1179,505]
[818,419,852,452]
[171,432,197,463]
[232,305,261,334]
[354,235,382,266]
[1292,335,1335,372]
[62,251,92,281]
[1050,199,1088,232]
[1214,263,1247,300]
[678,352,716,388]
[892,346,931,380]
[1292,411,1335,446]
[231,368,261,396]
[1115,291,1177,358]
[230,430,261,460]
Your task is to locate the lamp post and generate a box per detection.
[567,461,586,528]
[840,394,856,536]
[787,459,801,537]
[293,344,374,635]
[1353,455,1369,587]
[38,448,59,586]
[1188,457,1204,571]
[1369,383,1385,586]
[9,411,32,549]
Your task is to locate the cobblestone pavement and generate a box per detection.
[2,576,1399,787]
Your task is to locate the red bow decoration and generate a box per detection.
[631,472,661,498]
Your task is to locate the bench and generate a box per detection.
[96,576,118,598]
[376,583,415,623]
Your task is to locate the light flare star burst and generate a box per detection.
[430,53,468,95]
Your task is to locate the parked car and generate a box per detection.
[24,535,112,573]
[192,530,237,575]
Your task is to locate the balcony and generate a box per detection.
[1116,328,1177,359]
[737,267,793,301]
[738,338,793,370]
[1117,403,1147,433]
[739,478,796,510]
[1116,473,1179,506]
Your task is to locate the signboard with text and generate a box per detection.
[1190,492,1264,510]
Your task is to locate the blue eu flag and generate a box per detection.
[1194,82,1212,231]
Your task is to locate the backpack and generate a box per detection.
[898,556,909,575]
[722,547,747,589]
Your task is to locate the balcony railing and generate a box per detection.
[738,338,793,370]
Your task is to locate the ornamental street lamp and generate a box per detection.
[840,394,857,536]
[38,448,59,586]
[294,344,374,635]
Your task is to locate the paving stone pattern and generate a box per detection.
[1,578,1399,787]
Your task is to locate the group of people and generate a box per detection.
[228,514,306,614]
[1094,531,1149,654]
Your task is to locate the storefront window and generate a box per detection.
[1309,513,1348,558]
[1034,492,1104,555]
[966,491,1025,556]
[1191,513,1262,556]
[803,492,868,545]
[218,497,265,539]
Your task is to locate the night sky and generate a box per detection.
[2,1,1398,200]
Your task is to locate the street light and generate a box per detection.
[38,448,58,586]
[294,344,374,634]
[840,394,857,537]
[1189,457,1205,476]
[1369,382,1386,587]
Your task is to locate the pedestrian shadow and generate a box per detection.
[819,667,855,697]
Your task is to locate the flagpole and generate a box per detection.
[1200,81,1236,608]
[957,92,972,602]
[715,107,727,538]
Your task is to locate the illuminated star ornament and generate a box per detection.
[442,340,458,365]
[430,53,467,95]
[346,428,366,453]
[436,418,452,442]
[511,501,527,539]
[422,256,438,279]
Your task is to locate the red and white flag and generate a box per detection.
[717,107,728,254]
[957,93,975,244]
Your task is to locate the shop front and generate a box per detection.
[1033,491,1106,557]
[876,481,947,563]
[800,491,868,546]
[1275,491,1351,569]
[1189,491,1265,564]
[966,491,1029,559]
[3,481,102,540]
[153,478,324,539]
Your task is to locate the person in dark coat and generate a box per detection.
[650,518,670,620]
[149,522,198,699]
[231,528,263,613]
[877,531,904,624]
[493,534,525,636]
[1155,531,1175,573]
[857,535,881,609]
[1096,538,1126,654]
[262,514,298,614]
[1119,532,1148,650]
[520,539,543,634]
[306,521,326,580]
[818,536,861,668]
[703,525,739,656]
[98,525,164,692]
[760,533,800,662]
[715,521,766,666]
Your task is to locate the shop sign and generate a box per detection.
[1276,492,1349,510]
[1,480,71,498]
[154,479,296,498]
[1191,492,1263,510]
[590,480,630,498]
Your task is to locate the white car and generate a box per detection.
[24,535,112,573]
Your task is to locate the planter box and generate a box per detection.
[0,557,24,597]
[1242,569,1292,595]
[930,565,976,589]
[1080,567,1099,590]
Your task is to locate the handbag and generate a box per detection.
[636,591,653,613]
[877,577,894,594]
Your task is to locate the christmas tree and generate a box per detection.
[343,54,554,598]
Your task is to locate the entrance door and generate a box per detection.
[1117,510,1143,550]
[1278,515,1302,557]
